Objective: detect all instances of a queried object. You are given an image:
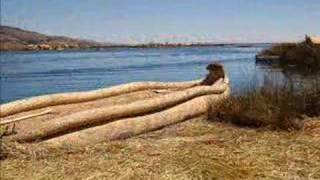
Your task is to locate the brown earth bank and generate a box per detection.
[0,26,108,51]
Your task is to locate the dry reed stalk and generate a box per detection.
[10,79,228,142]
[0,80,202,117]
[0,109,53,126]
[43,87,230,147]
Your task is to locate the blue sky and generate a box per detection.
[1,0,319,43]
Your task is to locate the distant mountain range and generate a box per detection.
[0,26,109,51]
[0,26,272,51]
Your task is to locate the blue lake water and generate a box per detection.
[1,45,277,103]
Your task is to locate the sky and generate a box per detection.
[1,0,320,44]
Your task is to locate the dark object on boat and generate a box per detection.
[201,63,225,85]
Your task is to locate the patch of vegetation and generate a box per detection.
[259,43,298,57]
[1,118,320,179]
[212,78,320,130]
[257,41,320,72]
[280,43,320,71]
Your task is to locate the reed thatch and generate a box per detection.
[0,80,201,117]
[9,78,228,142]
[43,87,230,147]
[2,63,230,147]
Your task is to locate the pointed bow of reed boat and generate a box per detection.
[1,63,230,148]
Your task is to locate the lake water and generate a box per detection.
[1,45,278,103]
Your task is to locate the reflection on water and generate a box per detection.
[0,45,316,103]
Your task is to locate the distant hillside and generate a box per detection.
[0,26,108,51]
[0,26,272,51]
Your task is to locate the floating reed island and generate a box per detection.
[256,35,320,71]
[0,64,230,148]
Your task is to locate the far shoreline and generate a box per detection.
[0,42,275,52]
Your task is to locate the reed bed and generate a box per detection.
[211,75,320,130]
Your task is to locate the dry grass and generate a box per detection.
[1,117,320,180]
[213,77,320,130]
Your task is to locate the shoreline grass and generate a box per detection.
[211,75,320,130]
